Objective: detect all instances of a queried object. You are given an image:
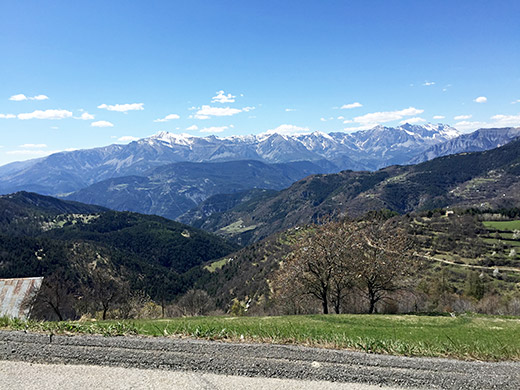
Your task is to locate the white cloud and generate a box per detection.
[9,94,27,101]
[76,112,94,120]
[98,103,144,112]
[91,120,114,127]
[200,126,229,133]
[474,96,487,103]
[9,94,49,101]
[453,121,486,132]
[285,108,297,112]
[0,113,16,119]
[154,113,180,122]
[400,117,426,125]
[433,115,445,120]
[353,107,424,126]
[337,116,344,120]
[320,117,327,122]
[453,113,520,132]
[263,124,311,136]
[18,109,73,120]
[342,107,424,130]
[340,102,362,109]
[511,99,520,104]
[343,124,375,131]
[117,136,139,142]
[490,114,520,126]
[19,143,47,148]
[185,125,198,131]
[212,90,236,103]
[31,95,49,101]
[423,81,435,86]
[193,105,244,119]
[6,150,52,156]
[454,114,472,120]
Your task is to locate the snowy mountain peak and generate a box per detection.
[147,131,195,146]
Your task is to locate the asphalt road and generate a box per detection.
[1,330,519,389]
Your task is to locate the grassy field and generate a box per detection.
[483,220,520,231]
[2,313,520,361]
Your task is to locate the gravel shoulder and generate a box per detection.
[1,330,519,389]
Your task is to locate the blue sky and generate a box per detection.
[1,1,519,165]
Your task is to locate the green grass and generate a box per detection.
[483,220,520,231]
[218,219,257,234]
[2,313,520,361]
[204,258,229,272]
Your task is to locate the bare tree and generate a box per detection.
[177,289,215,316]
[273,221,358,314]
[83,268,128,320]
[350,218,417,314]
[31,272,77,321]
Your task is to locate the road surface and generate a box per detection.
[1,330,519,389]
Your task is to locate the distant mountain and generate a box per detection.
[178,188,278,226]
[408,127,520,164]
[189,138,520,245]
[0,124,460,195]
[65,160,330,220]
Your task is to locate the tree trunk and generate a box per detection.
[368,298,376,314]
[368,286,377,314]
[321,288,329,314]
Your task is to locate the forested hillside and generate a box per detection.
[0,192,238,319]
[190,139,520,245]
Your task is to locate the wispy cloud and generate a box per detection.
[511,99,520,104]
[18,109,73,120]
[6,150,53,156]
[200,126,229,133]
[422,81,435,86]
[285,108,297,112]
[19,143,47,148]
[117,136,139,142]
[344,107,424,129]
[98,103,144,112]
[454,114,472,120]
[154,113,180,122]
[76,112,94,120]
[0,113,16,119]
[185,125,198,131]
[400,117,426,125]
[9,94,49,101]
[454,113,520,132]
[490,114,520,126]
[340,102,362,109]
[192,105,254,120]
[263,124,311,136]
[474,96,487,103]
[212,90,236,103]
[433,115,445,120]
[91,120,114,127]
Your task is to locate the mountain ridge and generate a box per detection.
[0,123,460,195]
[187,138,520,245]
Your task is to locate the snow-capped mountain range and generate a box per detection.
[0,123,517,197]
